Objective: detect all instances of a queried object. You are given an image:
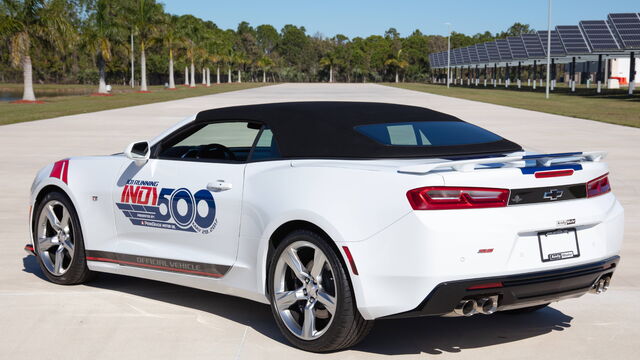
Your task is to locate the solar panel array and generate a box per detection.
[608,13,640,49]
[580,20,621,52]
[469,45,480,64]
[538,30,566,57]
[521,33,545,58]
[556,25,591,54]
[485,41,500,62]
[476,43,490,63]
[507,36,527,60]
[430,13,640,68]
[453,48,462,65]
[461,47,471,64]
[496,39,513,61]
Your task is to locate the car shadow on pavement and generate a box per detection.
[22,255,48,280]
[354,308,572,355]
[22,258,573,355]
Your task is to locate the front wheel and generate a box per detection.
[32,191,93,285]
[268,230,373,352]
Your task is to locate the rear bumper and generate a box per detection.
[384,255,619,319]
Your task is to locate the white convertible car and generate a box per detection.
[25,102,623,352]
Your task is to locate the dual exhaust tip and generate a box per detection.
[590,276,611,294]
[454,295,499,317]
[454,275,612,317]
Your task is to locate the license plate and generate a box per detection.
[538,228,580,262]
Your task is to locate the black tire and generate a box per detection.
[268,230,373,352]
[501,303,550,314]
[32,191,93,285]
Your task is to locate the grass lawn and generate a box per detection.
[385,83,640,128]
[0,83,270,126]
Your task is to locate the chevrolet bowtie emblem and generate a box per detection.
[543,189,564,201]
[512,194,523,203]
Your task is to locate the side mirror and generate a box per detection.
[124,141,150,166]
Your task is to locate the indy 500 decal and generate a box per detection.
[116,179,217,233]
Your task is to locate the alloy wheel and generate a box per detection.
[273,241,338,340]
[36,200,75,276]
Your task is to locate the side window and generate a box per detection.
[157,122,261,162]
[249,128,282,161]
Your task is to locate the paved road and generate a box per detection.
[1,84,638,359]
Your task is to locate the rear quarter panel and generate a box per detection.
[234,160,445,300]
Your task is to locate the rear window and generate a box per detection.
[354,121,503,146]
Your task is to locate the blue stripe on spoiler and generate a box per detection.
[522,152,583,160]
[520,164,583,174]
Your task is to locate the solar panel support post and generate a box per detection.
[629,52,636,96]
[484,64,488,87]
[446,27,451,88]
[551,58,556,90]
[468,66,471,86]
[585,61,591,88]
[533,60,537,90]
[505,63,510,88]
[571,57,577,92]
[597,54,602,93]
[494,63,497,87]
[517,62,522,88]
[475,65,479,86]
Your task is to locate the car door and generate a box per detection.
[111,120,263,278]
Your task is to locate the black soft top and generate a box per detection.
[194,102,522,159]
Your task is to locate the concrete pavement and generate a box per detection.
[1,83,638,359]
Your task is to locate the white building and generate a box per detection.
[609,57,640,85]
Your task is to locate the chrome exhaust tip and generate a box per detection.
[475,295,499,315]
[454,299,477,316]
[590,276,611,294]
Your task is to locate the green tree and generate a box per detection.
[319,50,340,83]
[498,23,535,38]
[256,55,273,83]
[131,0,163,91]
[84,0,124,94]
[385,49,408,83]
[0,0,74,101]
[162,14,183,89]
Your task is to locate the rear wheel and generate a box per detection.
[268,230,373,352]
[33,191,93,285]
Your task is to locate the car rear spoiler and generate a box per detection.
[397,151,607,175]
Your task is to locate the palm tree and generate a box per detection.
[384,49,408,83]
[162,14,182,89]
[256,56,273,83]
[178,15,203,88]
[209,54,222,84]
[85,0,121,94]
[0,0,74,102]
[131,0,163,92]
[319,51,340,83]
[234,53,247,83]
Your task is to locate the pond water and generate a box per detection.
[0,89,92,101]
[0,91,22,102]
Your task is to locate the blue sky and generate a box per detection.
[163,0,639,38]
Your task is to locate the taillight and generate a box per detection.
[586,174,611,198]
[407,187,510,210]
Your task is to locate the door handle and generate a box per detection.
[207,181,233,192]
